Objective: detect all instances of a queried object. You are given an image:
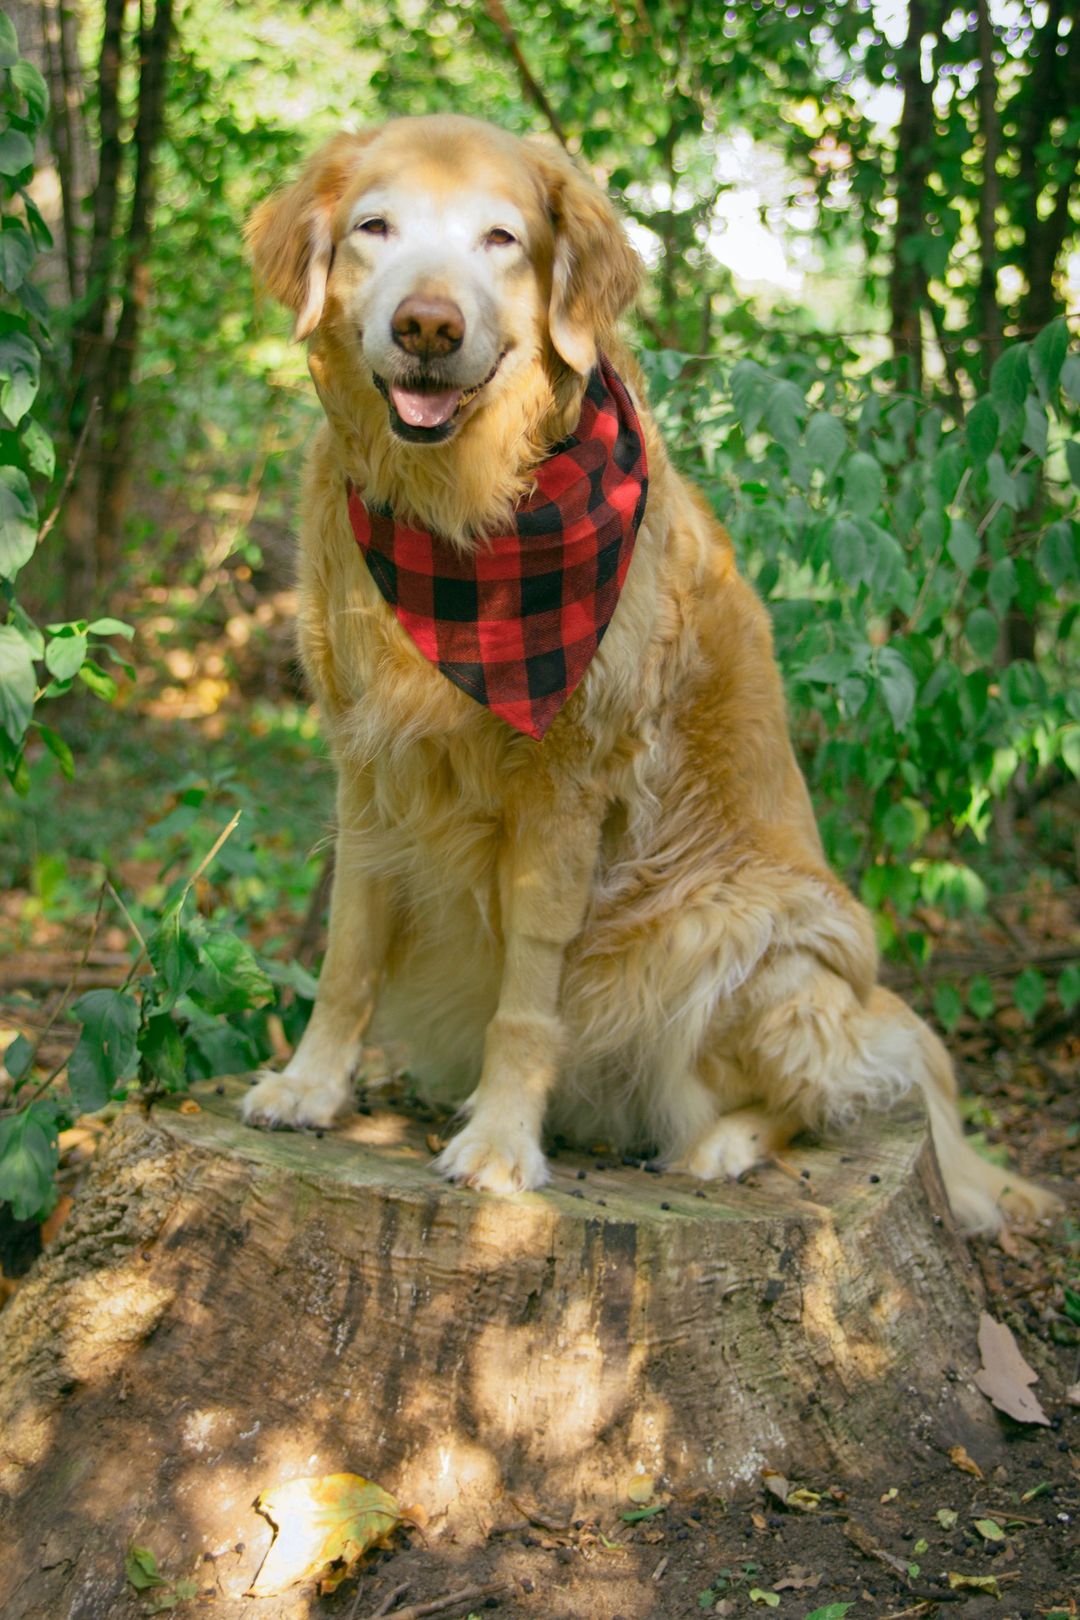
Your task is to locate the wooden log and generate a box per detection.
[0,1079,1000,1618]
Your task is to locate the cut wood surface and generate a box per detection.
[0,1078,1000,1619]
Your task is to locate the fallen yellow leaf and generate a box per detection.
[948,1572,1001,1598]
[627,1473,654,1505]
[248,1472,400,1596]
[948,1444,984,1480]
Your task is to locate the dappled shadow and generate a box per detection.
[0,1080,997,1619]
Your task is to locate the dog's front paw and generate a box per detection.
[435,1118,549,1195]
[241,1070,348,1131]
[671,1112,770,1182]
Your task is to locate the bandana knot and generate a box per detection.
[347,355,648,739]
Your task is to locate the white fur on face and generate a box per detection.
[339,185,532,390]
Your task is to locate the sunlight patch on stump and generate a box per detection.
[0,1078,1000,1619]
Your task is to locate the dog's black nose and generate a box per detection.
[391,295,465,360]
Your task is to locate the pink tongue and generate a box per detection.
[390,385,463,429]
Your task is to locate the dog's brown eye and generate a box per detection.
[486,227,517,247]
[355,217,389,236]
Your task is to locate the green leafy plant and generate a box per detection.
[642,321,1080,1027]
[0,811,315,1222]
[0,14,132,793]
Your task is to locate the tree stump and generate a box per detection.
[0,1078,1000,1619]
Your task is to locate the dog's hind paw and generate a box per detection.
[670,1110,773,1182]
[240,1070,348,1131]
[435,1119,550,1195]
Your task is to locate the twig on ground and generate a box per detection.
[508,1494,571,1533]
[356,1577,512,1620]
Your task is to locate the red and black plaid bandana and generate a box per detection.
[347,356,648,740]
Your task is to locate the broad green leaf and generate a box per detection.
[877,645,915,729]
[1063,353,1080,405]
[0,226,34,294]
[804,410,846,480]
[933,982,963,1033]
[0,622,35,744]
[1012,968,1045,1025]
[21,415,54,477]
[947,519,979,575]
[191,930,274,1015]
[1021,397,1047,460]
[44,630,88,683]
[77,659,118,701]
[250,1473,401,1596]
[1030,318,1068,399]
[805,1607,854,1620]
[843,450,883,517]
[831,518,866,584]
[965,397,997,466]
[986,453,1019,511]
[147,909,201,1008]
[0,130,34,176]
[973,1519,1004,1542]
[763,378,805,451]
[3,1031,33,1079]
[68,989,139,1112]
[10,60,49,124]
[87,616,134,638]
[0,13,18,66]
[965,608,999,662]
[0,1104,59,1220]
[0,462,37,579]
[36,722,74,778]
[989,344,1030,424]
[881,800,918,851]
[968,976,995,1020]
[138,1012,188,1090]
[125,1547,166,1591]
[730,360,771,437]
[748,1592,779,1608]
[1065,441,1080,489]
[1038,521,1077,587]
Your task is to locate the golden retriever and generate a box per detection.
[241,115,1056,1232]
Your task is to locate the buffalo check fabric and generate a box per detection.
[347,356,648,740]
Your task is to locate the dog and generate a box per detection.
[241,114,1057,1233]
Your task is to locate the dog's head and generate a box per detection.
[246,116,640,449]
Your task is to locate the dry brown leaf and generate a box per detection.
[762,1468,790,1506]
[627,1473,654,1505]
[973,1312,1050,1426]
[247,1472,400,1596]
[178,1099,201,1115]
[773,1567,821,1592]
[948,1445,984,1479]
[1066,1383,1080,1408]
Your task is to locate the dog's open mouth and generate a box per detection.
[374,355,505,444]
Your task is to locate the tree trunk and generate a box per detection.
[974,0,1000,381]
[1015,0,1078,335]
[0,1079,1003,1620]
[60,0,127,613]
[95,0,174,565]
[889,0,935,392]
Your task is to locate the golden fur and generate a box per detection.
[242,115,1058,1232]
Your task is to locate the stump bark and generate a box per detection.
[0,1079,1000,1619]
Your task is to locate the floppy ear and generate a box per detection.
[245,133,374,340]
[526,141,641,374]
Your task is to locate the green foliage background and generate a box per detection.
[0,0,1078,1219]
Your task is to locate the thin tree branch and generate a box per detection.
[480,0,569,148]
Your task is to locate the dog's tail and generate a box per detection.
[871,987,1061,1233]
